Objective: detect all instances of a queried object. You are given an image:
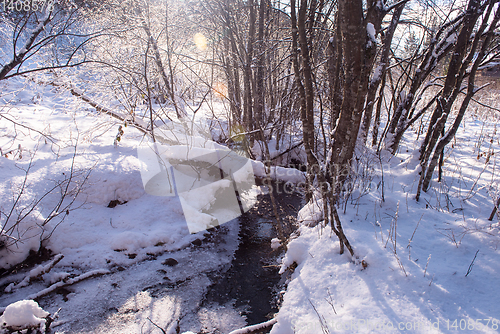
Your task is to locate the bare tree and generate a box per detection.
[0,1,108,81]
[416,0,500,200]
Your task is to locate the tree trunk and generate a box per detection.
[421,2,500,193]
[416,0,483,200]
[387,13,467,153]
[360,2,405,144]
[290,0,316,201]
[254,0,267,131]
[328,15,343,131]
[329,0,379,200]
[243,0,256,138]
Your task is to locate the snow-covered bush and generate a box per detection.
[0,149,90,269]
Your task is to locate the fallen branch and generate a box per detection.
[228,318,278,334]
[32,77,159,141]
[67,86,180,147]
[4,254,64,293]
[68,87,148,133]
[270,141,304,161]
[28,269,110,301]
[0,269,110,314]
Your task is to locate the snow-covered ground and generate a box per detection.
[1,75,500,334]
[0,77,256,333]
[272,107,500,333]
[0,77,203,270]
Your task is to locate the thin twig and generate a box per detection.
[407,214,424,260]
[325,288,337,315]
[0,113,58,145]
[147,317,167,334]
[424,254,431,277]
[308,299,329,334]
[465,249,479,277]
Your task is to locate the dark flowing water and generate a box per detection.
[202,179,302,327]
[0,180,303,334]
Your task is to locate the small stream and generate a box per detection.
[202,179,303,327]
[0,180,303,334]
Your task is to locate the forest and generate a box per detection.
[0,0,499,333]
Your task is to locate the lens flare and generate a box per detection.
[213,82,228,99]
[194,33,207,51]
[230,125,246,143]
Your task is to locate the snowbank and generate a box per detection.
[271,118,500,333]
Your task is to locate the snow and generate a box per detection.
[271,238,281,250]
[270,108,500,333]
[228,318,277,334]
[252,161,306,184]
[273,207,500,333]
[366,22,376,48]
[1,67,500,333]
[0,76,258,270]
[137,128,259,233]
[278,226,314,275]
[0,300,48,330]
[371,64,383,84]
[367,23,376,41]
[0,75,300,333]
[297,191,324,226]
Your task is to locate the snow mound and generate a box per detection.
[0,300,49,331]
[297,192,323,226]
[271,238,281,249]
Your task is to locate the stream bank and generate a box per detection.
[0,180,303,334]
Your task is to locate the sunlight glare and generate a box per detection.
[213,82,228,99]
[194,33,207,51]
